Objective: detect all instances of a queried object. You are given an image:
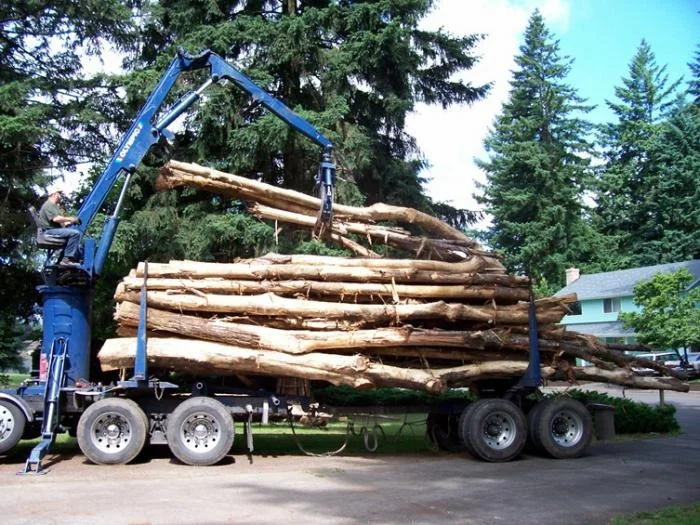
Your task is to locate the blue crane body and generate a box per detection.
[0,50,590,473]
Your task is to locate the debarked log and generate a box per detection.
[247,203,482,263]
[434,362,689,392]
[118,277,530,302]
[134,259,497,284]
[159,161,475,243]
[98,337,444,393]
[115,302,546,355]
[114,290,571,325]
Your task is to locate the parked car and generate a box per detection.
[665,352,700,378]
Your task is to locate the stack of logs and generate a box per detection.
[97,161,689,393]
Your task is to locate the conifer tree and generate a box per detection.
[0,1,134,368]
[475,10,594,289]
[593,40,682,266]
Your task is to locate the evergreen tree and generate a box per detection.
[475,10,594,289]
[641,98,700,262]
[0,1,135,366]
[688,44,700,104]
[86,0,490,337]
[593,40,682,266]
[120,0,488,212]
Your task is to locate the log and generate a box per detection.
[115,302,551,355]
[159,161,476,243]
[114,290,572,325]
[98,337,444,393]
[432,361,689,392]
[543,365,690,393]
[99,337,370,382]
[250,252,513,275]
[119,277,530,302]
[135,260,525,285]
[248,203,482,262]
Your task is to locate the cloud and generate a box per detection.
[405,0,572,218]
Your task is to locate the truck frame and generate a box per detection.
[0,49,594,473]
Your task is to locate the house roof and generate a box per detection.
[563,321,636,338]
[555,260,700,300]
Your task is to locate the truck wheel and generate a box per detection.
[532,397,593,459]
[77,398,148,465]
[426,413,464,452]
[0,400,25,454]
[167,397,234,466]
[526,398,553,452]
[460,399,526,462]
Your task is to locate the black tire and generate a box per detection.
[526,399,553,453]
[426,413,465,452]
[457,402,481,456]
[532,397,593,459]
[460,399,527,462]
[167,397,234,466]
[77,398,148,465]
[0,400,26,454]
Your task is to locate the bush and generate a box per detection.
[312,386,473,407]
[553,390,679,434]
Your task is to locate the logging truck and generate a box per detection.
[1,49,599,473]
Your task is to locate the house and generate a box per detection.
[555,260,700,346]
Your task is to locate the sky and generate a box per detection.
[405,0,699,217]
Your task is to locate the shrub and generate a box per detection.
[312,386,473,407]
[554,389,679,434]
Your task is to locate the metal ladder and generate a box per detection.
[21,337,69,475]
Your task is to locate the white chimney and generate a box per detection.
[565,267,580,285]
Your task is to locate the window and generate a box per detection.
[603,297,621,313]
[569,301,582,316]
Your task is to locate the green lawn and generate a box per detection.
[610,503,700,525]
[236,413,436,456]
[0,373,30,388]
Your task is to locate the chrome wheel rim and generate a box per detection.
[179,412,221,454]
[550,409,584,447]
[91,412,132,454]
[0,405,15,443]
[479,411,517,450]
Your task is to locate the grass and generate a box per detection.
[238,413,436,456]
[0,372,31,388]
[610,503,700,525]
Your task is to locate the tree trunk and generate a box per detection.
[159,161,477,243]
[118,277,530,302]
[98,337,445,393]
[115,302,553,355]
[114,290,571,325]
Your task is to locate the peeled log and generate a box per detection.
[248,203,482,263]
[543,365,689,393]
[115,290,571,325]
[115,302,543,355]
[249,252,511,275]
[430,362,689,392]
[99,337,373,389]
[119,277,530,302]
[98,337,444,393]
[159,161,476,243]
